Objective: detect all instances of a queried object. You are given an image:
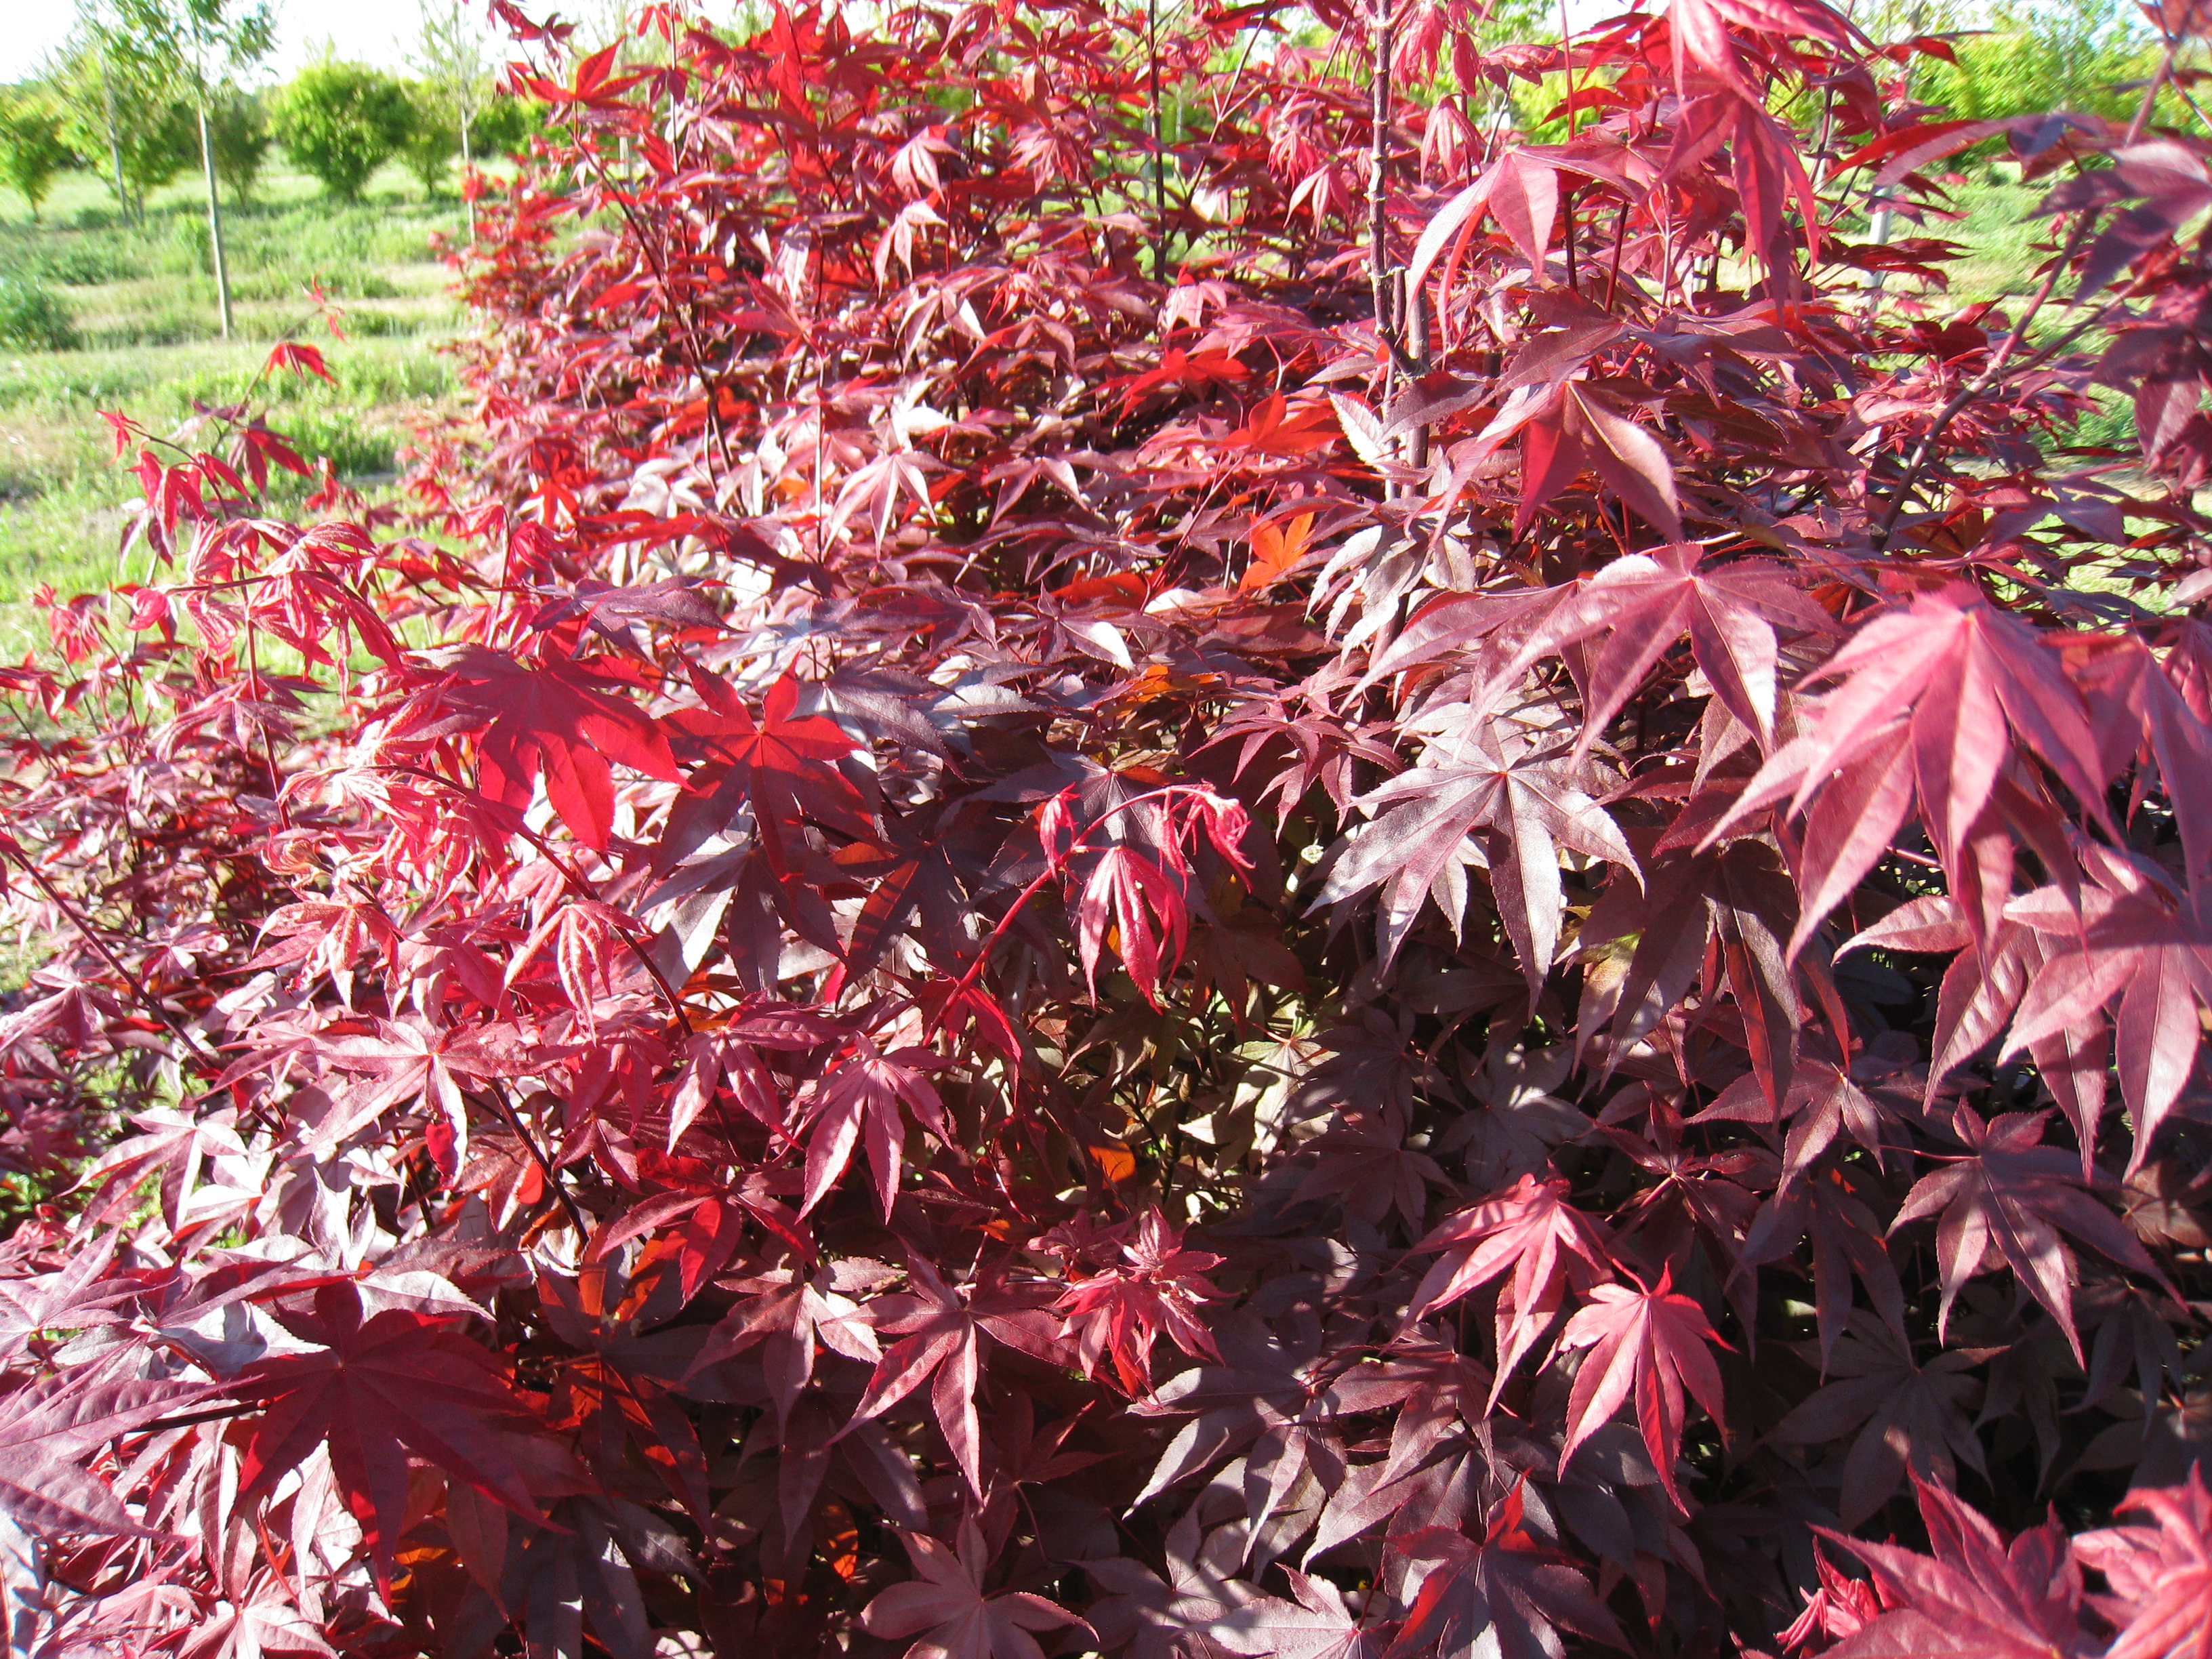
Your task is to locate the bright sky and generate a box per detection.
[0,0,428,86]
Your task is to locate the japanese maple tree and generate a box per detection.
[2,0,2211,1652]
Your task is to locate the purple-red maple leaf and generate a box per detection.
[1399,1173,1614,1401]
[1712,585,2109,951]
[861,1521,1091,1659]
[1320,718,1637,979]
[797,1038,951,1216]
[417,642,682,852]
[1819,1477,2093,1659]
[839,1256,1069,1496]
[2075,1469,2212,1659]
[315,1015,539,1174]
[1771,1310,1989,1528]
[1054,1210,1223,1395]
[230,1283,539,1582]
[1491,543,1831,747]
[0,1362,214,1539]
[1077,845,1190,1007]
[661,668,871,872]
[1386,1488,1626,1659]
[1891,1104,2171,1358]
[1552,1268,1727,1511]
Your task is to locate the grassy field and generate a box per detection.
[0,159,470,651]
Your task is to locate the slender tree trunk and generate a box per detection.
[460,108,476,241]
[97,41,130,226]
[1147,0,1168,282]
[196,104,234,339]
[1865,2,1926,291]
[1368,0,1396,388]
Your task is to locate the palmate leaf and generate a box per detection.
[314,1015,540,1173]
[1054,1211,1223,1395]
[1552,1269,1727,1512]
[0,1230,139,1359]
[1820,1478,2095,1659]
[661,667,871,873]
[1319,718,1638,980]
[684,1258,888,1429]
[1490,542,1832,748]
[2004,863,2212,1177]
[1398,1174,1614,1401]
[1385,1488,1625,1659]
[838,1257,1070,1498]
[412,642,682,853]
[2076,1469,2212,1659]
[1891,1104,2172,1359]
[230,1282,539,1582]
[176,1572,336,1659]
[1771,1310,1989,1528]
[1711,584,2110,951]
[1468,380,1685,541]
[1735,1148,1905,1374]
[861,1520,1091,1659]
[0,1361,216,1540]
[1077,844,1190,1007]
[1210,1567,1386,1659]
[796,1038,952,1217]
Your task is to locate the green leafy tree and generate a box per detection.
[207,85,268,203]
[1913,0,2158,127]
[272,60,413,201]
[97,0,272,335]
[54,18,196,222]
[0,90,74,220]
[397,80,458,196]
[466,93,542,159]
[409,0,492,173]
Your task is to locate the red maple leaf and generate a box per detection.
[0,1362,216,1539]
[838,1257,1068,1496]
[1076,844,1190,1007]
[1319,717,1638,979]
[1241,510,1319,594]
[1891,1103,2172,1360]
[316,1016,539,1175]
[1551,1267,1728,1511]
[662,668,871,872]
[1399,1173,1614,1402]
[1712,585,2110,951]
[683,1258,888,1429]
[263,340,334,384]
[2004,863,2212,1177]
[2076,1469,2212,1659]
[861,1520,1091,1659]
[1054,1211,1223,1395]
[1386,1486,1626,1659]
[1818,1478,2092,1659]
[230,1283,539,1583]
[415,641,682,852]
[1770,1310,1989,1528]
[596,1152,811,1303]
[796,1038,951,1216]
[1485,541,1832,748]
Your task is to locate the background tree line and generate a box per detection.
[0,0,541,226]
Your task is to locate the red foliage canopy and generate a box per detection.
[5,0,2212,1653]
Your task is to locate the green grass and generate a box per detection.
[1917,169,2053,306]
[0,156,473,651]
